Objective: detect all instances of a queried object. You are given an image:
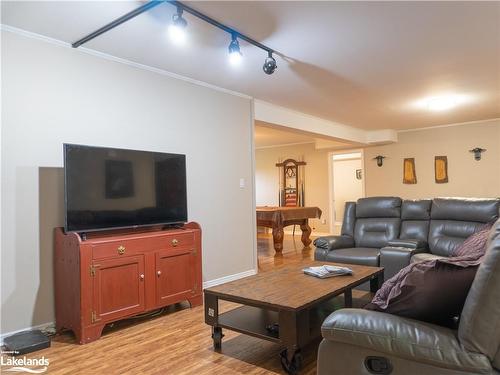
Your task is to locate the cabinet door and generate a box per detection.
[155,248,196,307]
[92,255,145,324]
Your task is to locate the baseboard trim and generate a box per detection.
[1,270,257,343]
[0,322,55,344]
[203,269,257,289]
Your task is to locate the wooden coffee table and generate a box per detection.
[204,261,383,374]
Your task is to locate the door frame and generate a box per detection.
[327,149,366,234]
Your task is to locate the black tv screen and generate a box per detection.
[64,144,187,232]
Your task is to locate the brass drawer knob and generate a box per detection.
[140,274,144,280]
[117,245,126,255]
[157,270,162,277]
[171,239,179,247]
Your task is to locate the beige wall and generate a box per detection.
[255,120,500,237]
[255,143,331,233]
[364,120,500,198]
[1,31,256,334]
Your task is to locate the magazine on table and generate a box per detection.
[303,265,353,279]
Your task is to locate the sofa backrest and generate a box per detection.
[353,197,401,248]
[428,198,500,256]
[459,219,500,370]
[400,199,432,242]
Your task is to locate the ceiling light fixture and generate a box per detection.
[228,34,242,66]
[71,0,278,75]
[425,95,460,111]
[168,6,187,45]
[413,94,469,112]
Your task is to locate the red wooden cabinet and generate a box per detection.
[54,222,202,344]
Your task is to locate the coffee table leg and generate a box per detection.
[279,310,307,374]
[370,272,384,293]
[344,289,353,308]
[204,293,224,350]
[212,326,223,351]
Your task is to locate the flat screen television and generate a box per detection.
[64,144,187,232]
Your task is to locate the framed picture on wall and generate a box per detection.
[435,156,449,183]
[403,158,417,184]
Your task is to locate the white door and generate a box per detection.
[331,153,364,233]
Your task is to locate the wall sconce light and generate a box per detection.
[469,147,486,161]
[373,155,386,167]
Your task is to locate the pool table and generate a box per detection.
[256,206,322,253]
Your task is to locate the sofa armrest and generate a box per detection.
[380,246,428,280]
[313,235,354,251]
[387,238,428,249]
[321,309,491,372]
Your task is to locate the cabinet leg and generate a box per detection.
[79,324,105,344]
[188,295,203,308]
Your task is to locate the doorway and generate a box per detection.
[329,151,365,234]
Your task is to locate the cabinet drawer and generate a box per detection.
[92,240,144,260]
[159,232,195,250]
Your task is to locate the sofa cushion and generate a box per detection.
[429,220,486,256]
[431,197,499,223]
[354,218,400,248]
[411,253,446,263]
[400,220,430,242]
[401,199,432,220]
[355,197,401,218]
[325,247,380,267]
[366,262,478,327]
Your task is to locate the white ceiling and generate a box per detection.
[2,1,499,131]
[255,121,352,148]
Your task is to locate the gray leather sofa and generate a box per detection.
[314,196,500,280]
[317,219,500,375]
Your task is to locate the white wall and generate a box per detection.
[1,30,256,334]
[332,157,363,223]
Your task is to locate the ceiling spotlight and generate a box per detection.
[168,7,187,45]
[228,34,242,66]
[263,52,277,75]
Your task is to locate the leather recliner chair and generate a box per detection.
[314,197,402,268]
[317,219,500,375]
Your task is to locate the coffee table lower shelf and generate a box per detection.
[217,305,280,343]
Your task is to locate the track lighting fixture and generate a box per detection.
[72,1,278,75]
[228,34,242,66]
[263,52,277,75]
[168,6,187,45]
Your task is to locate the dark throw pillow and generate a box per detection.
[366,262,478,328]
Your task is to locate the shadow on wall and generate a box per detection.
[33,167,64,327]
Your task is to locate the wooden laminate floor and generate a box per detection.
[1,234,370,375]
